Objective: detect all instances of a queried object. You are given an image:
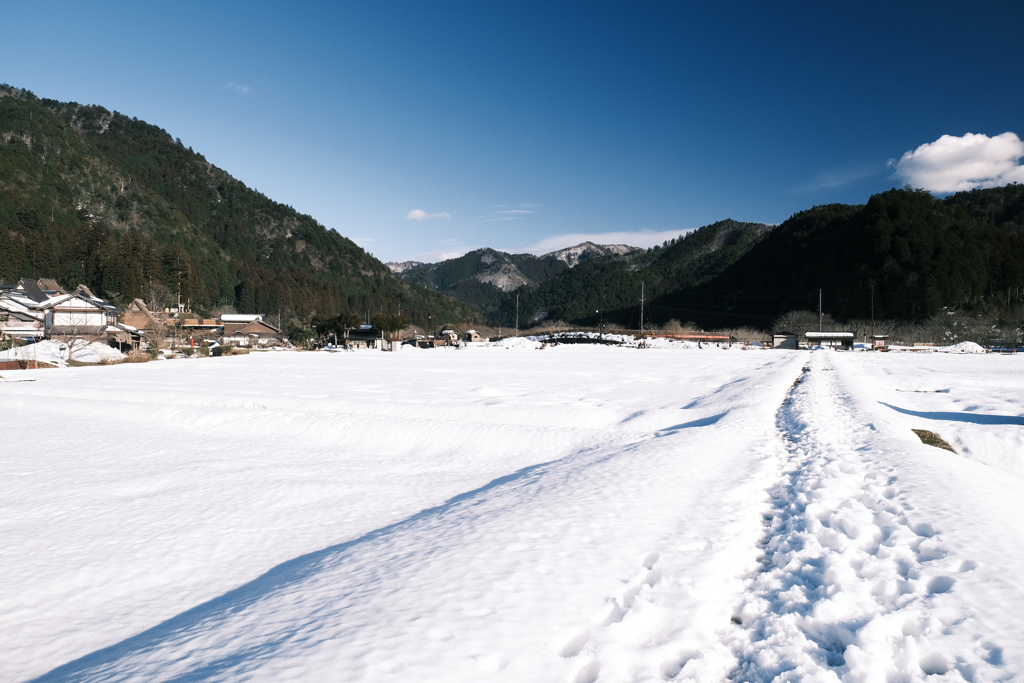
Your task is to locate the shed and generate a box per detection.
[804,331,855,350]
[464,330,484,343]
[772,332,798,350]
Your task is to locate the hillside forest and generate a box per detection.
[0,85,476,327]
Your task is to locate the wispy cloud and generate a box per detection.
[794,165,881,193]
[225,81,250,94]
[351,237,375,246]
[406,209,451,220]
[516,230,696,255]
[892,132,1024,193]
[482,204,539,222]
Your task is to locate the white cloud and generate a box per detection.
[892,132,1024,193]
[225,81,250,94]
[406,209,451,220]
[516,230,696,255]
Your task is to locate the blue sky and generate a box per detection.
[3,1,1022,262]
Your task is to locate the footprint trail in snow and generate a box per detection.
[725,353,999,682]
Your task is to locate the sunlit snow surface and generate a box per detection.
[2,347,1023,682]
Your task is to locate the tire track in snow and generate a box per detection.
[725,352,1001,682]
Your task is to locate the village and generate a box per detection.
[2,276,1000,372]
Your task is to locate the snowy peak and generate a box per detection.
[544,241,638,268]
[386,260,425,274]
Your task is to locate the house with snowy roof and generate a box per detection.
[0,279,144,350]
[221,316,285,347]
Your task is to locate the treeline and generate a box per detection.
[0,85,476,325]
[666,188,1024,326]
[489,190,1024,331]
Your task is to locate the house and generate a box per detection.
[121,299,167,332]
[464,330,485,343]
[221,318,285,347]
[0,295,45,339]
[36,278,66,296]
[0,278,148,350]
[345,325,385,350]
[772,332,798,349]
[39,293,110,336]
[804,331,854,350]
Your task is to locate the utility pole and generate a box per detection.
[640,281,645,336]
[818,288,822,332]
[870,284,875,344]
[515,294,519,337]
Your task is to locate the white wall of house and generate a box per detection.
[52,306,106,328]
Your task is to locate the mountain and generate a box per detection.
[387,242,640,316]
[0,85,477,326]
[489,219,774,327]
[394,186,1024,332]
[542,241,637,268]
[650,187,1024,328]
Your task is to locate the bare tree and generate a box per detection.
[144,280,173,312]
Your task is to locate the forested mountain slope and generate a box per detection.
[0,85,476,324]
[489,219,775,328]
[389,242,637,316]
[653,188,1024,328]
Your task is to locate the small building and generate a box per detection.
[346,325,385,350]
[221,318,284,347]
[805,331,854,350]
[0,294,45,340]
[872,335,889,349]
[221,314,266,337]
[464,330,484,343]
[772,332,798,350]
[41,293,110,336]
[122,299,166,332]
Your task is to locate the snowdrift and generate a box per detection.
[0,339,124,365]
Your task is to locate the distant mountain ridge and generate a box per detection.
[390,187,1024,331]
[386,241,640,315]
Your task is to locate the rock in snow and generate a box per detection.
[2,347,1023,681]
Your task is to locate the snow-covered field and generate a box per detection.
[2,347,1023,682]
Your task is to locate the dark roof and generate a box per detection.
[16,279,49,303]
[227,319,283,335]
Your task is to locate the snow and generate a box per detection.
[0,339,124,365]
[2,347,1023,681]
[943,341,986,354]
[888,341,988,354]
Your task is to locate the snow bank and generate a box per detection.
[941,340,986,353]
[489,336,543,349]
[522,332,707,349]
[0,339,123,365]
